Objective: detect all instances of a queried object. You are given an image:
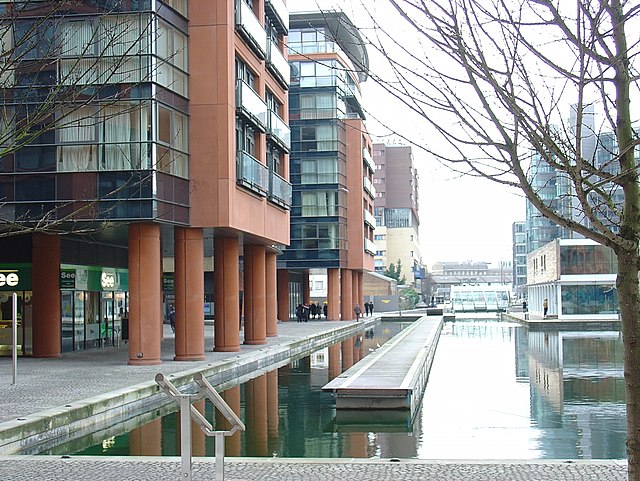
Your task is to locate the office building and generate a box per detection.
[512,221,527,299]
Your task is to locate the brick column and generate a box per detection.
[244,245,267,345]
[128,223,162,365]
[174,227,205,361]
[214,237,240,352]
[327,268,340,321]
[265,251,278,337]
[277,269,290,321]
[32,233,61,358]
[340,268,353,321]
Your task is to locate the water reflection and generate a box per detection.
[67,319,626,460]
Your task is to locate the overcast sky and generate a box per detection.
[289,0,526,268]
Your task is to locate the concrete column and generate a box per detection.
[340,268,353,321]
[244,245,267,345]
[328,343,341,380]
[128,223,162,365]
[218,386,241,456]
[246,374,268,456]
[327,268,340,321]
[266,251,278,337]
[303,269,311,304]
[341,337,354,371]
[351,270,359,315]
[174,227,205,361]
[129,418,161,456]
[277,269,290,321]
[32,233,61,358]
[214,237,240,352]
[345,432,368,458]
[356,271,364,307]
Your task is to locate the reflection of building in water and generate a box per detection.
[523,329,626,458]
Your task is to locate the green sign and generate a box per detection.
[163,274,175,292]
[60,269,76,289]
[0,264,32,291]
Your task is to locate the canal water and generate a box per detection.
[48,317,627,459]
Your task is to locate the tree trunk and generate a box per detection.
[617,248,640,480]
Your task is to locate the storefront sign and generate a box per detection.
[60,270,76,289]
[163,274,175,292]
[101,272,117,290]
[0,265,31,291]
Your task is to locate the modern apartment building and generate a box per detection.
[372,143,422,288]
[281,11,375,321]
[0,0,292,364]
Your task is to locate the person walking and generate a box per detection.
[364,301,370,317]
[354,303,362,321]
[168,306,176,333]
[369,301,374,316]
[543,298,549,318]
[323,302,328,318]
[295,304,303,323]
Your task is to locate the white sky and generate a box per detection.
[289,0,527,269]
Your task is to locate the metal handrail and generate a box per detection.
[155,373,245,481]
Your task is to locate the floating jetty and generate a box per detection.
[323,315,443,419]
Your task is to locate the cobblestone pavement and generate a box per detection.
[0,457,628,481]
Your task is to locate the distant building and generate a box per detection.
[512,221,527,298]
[526,238,618,320]
[372,143,423,289]
[430,261,511,301]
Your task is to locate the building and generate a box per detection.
[0,0,292,363]
[372,143,422,288]
[429,261,511,301]
[526,238,618,320]
[512,221,527,299]
[280,11,375,320]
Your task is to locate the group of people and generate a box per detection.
[295,302,328,322]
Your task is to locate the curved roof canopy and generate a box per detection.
[290,11,369,82]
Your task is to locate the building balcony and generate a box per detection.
[236,79,268,132]
[364,237,377,255]
[362,148,375,173]
[235,0,266,59]
[364,208,376,228]
[269,170,292,209]
[363,176,376,198]
[267,110,291,152]
[267,39,290,89]
[237,150,268,197]
[265,0,288,35]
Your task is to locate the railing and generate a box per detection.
[267,39,290,88]
[237,150,269,196]
[269,170,292,209]
[235,0,266,59]
[362,148,375,173]
[265,0,288,35]
[156,373,245,481]
[236,79,268,131]
[268,109,291,151]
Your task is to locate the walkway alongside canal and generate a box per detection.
[0,318,376,454]
[0,456,627,481]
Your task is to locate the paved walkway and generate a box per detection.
[0,456,627,480]
[0,314,629,481]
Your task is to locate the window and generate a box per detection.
[299,93,339,119]
[156,20,188,96]
[236,119,256,156]
[299,124,337,152]
[156,105,188,177]
[301,190,340,217]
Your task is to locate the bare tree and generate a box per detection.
[0,0,184,237]
[323,0,640,476]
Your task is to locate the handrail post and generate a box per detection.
[179,396,192,481]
